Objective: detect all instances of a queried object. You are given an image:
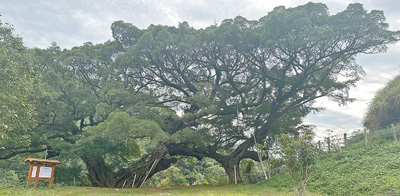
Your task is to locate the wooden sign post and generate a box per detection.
[25,158,61,189]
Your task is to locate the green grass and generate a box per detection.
[308,141,400,196]
[0,183,300,196]
[261,140,400,196]
[4,134,398,196]
[10,130,400,196]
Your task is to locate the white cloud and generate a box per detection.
[306,42,400,137]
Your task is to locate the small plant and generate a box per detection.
[276,130,319,196]
[157,166,189,187]
[0,169,22,187]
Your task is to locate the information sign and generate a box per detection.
[25,158,61,189]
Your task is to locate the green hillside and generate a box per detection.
[261,128,400,196]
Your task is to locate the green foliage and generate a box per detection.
[111,20,143,47]
[240,159,255,183]
[239,158,274,183]
[276,130,319,196]
[259,170,295,192]
[262,128,400,196]
[0,156,33,187]
[157,166,189,187]
[171,128,204,147]
[364,75,400,129]
[0,20,37,135]
[309,142,400,195]
[1,1,400,189]
[0,169,22,187]
[52,158,89,186]
[204,164,226,184]
[77,112,166,166]
[110,3,399,184]
[148,157,229,187]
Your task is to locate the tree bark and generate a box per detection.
[225,158,242,183]
[81,156,114,187]
[82,150,177,188]
[209,142,262,184]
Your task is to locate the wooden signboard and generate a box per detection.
[25,158,61,188]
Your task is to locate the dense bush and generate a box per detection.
[0,169,23,187]
[364,75,400,129]
[0,157,31,187]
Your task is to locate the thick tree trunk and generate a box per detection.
[210,143,253,184]
[224,158,242,183]
[82,150,177,188]
[81,156,114,187]
[217,138,268,183]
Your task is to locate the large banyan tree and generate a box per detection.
[364,75,400,129]
[2,2,399,188]
[106,2,399,186]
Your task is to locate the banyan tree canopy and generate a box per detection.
[364,75,400,129]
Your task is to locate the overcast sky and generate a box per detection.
[1,0,399,140]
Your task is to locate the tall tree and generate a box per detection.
[27,41,181,188]
[4,2,397,187]
[0,42,88,160]
[112,2,399,183]
[0,19,37,137]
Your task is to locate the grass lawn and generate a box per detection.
[0,183,306,196]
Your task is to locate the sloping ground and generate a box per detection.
[311,141,400,195]
[261,141,400,196]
